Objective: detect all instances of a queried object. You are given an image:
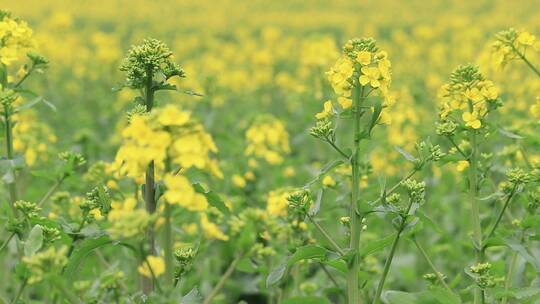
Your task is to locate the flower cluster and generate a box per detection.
[113,104,222,182]
[266,188,295,217]
[438,64,500,130]
[22,246,68,284]
[492,28,539,68]
[320,37,393,123]
[0,11,35,66]
[163,173,208,211]
[106,198,151,240]
[245,115,290,165]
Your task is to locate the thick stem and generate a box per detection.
[468,129,483,304]
[142,68,156,294]
[347,84,364,304]
[203,254,243,304]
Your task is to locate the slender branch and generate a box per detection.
[511,45,540,78]
[319,262,341,290]
[446,136,469,160]
[483,185,517,246]
[373,199,414,304]
[37,176,66,207]
[307,214,345,255]
[324,136,349,160]
[11,278,27,304]
[203,253,243,304]
[501,230,525,304]
[0,232,15,253]
[371,168,419,205]
[413,238,452,293]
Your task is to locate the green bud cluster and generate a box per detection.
[120,38,185,89]
[469,262,496,289]
[174,247,196,278]
[287,189,312,218]
[403,179,426,203]
[310,119,333,140]
[14,200,42,220]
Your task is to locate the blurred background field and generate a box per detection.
[2,0,540,302]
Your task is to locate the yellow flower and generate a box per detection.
[322,175,336,187]
[200,214,229,241]
[138,255,165,278]
[315,100,333,119]
[163,174,208,211]
[232,174,246,188]
[456,160,470,172]
[356,51,371,65]
[267,188,294,217]
[359,66,381,88]
[107,198,150,239]
[462,111,481,129]
[157,104,191,126]
[338,97,352,109]
[517,31,535,46]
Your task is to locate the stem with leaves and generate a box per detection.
[468,129,484,304]
[347,83,365,304]
[142,66,156,294]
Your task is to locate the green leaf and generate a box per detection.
[192,183,229,215]
[359,233,396,257]
[382,290,418,304]
[505,239,540,271]
[395,146,418,162]
[305,160,344,187]
[24,225,43,256]
[498,128,523,139]
[180,287,202,304]
[323,258,347,274]
[64,236,113,279]
[283,296,330,304]
[287,245,328,267]
[418,287,461,304]
[266,263,286,287]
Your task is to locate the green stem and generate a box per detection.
[501,231,525,304]
[512,46,540,78]
[4,108,18,211]
[373,231,401,304]
[163,203,174,286]
[11,278,27,304]
[37,176,66,207]
[143,67,156,294]
[307,214,345,255]
[483,185,517,246]
[468,129,483,304]
[0,232,15,253]
[373,200,414,304]
[347,83,364,304]
[51,275,82,304]
[203,253,243,304]
[413,238,452,293]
